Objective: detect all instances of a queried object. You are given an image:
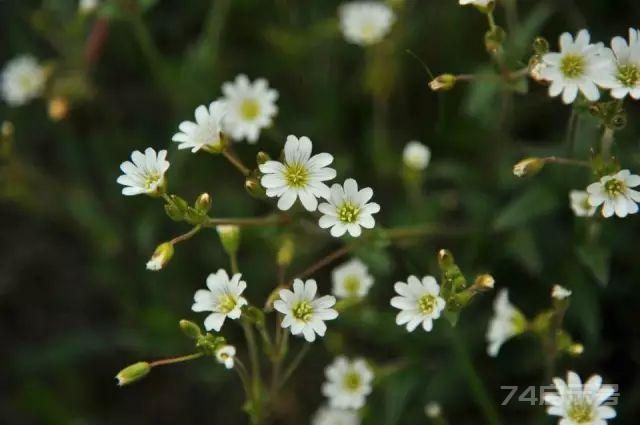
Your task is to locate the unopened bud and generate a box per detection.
[245,176,266,198]
[533,37,550,55]
[48,97,69,121]
[146,242,174,271]
[116,362,150,386]
[256,151,270,165]
[179,319,202,339]
[277,238,295,267]
[568,343,584,356]
[474,274,495,291]
[551,284,572,300]
[437,249,455,268]
[513,157,545,177]
[195,193,212,213]
[485,26,506,54]
[429,74,456,92]
[528,57,547,82]
[217,225,240,256]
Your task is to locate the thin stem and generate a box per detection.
[169,225,202,245]
[543,156,590,168]
[128,7,164,85]
[234,358,253,400]
[486,10,497,31]
[565,108,579,156]
[148,352,203,368]
[242,320,262,394]
[223,148,251,177]
[204,215,289,228]
[295,245,351,281]
[278,343,310,390]
[600,127,616,158]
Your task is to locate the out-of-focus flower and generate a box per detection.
[274,279,338,342]
[192,269,248,331]
[332,259,374,299]
[259,135,336,211]
[587,169,640,218]
[552,285,572,300]
[402,141,431,171]
[312,406,360,425]
[459,0,493,7]
[79,0,100,14]
[338,2,395,46]
[391,275,446,332]
[221,74,278,143]
[318,178,380,237]
[539,30,613,104]
[117,147,170,196]
[486,289,527,357]
[172,101,227,153]
[544,371,616,425]
[215,345,236,369]
[1,55,47,107]
[570,190,597,217]
[322,356,373,409]
[425,401,442,418]
[599,28,640,99]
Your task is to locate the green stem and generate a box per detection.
[486,10,497,30]
[169,225,202,245]
[223,148,251,177]
[601,127,616,159]
[278,343,310,390]
[543,156,590,168]
[565,108,579,156]
[204,215,288,228]
[128,8,164,85]
[149,352,203,368]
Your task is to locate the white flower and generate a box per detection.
[552,285,572,300]
[338,2,395,46]
[312,406,360,425]
[486,289,527,357]
[332,259,374,299]
[459,0,493,7]
[599,28,640,99]
[587,169,640,218]
[424,402,442,418]
[172,101,226,153]
[318,179,380,238]
[390,275,446,332]
[402,141,431,171]
[1,55,47,107]
[259,135,336,211]
[117,147,170,196]
[221,74,278,143]
[192,269,248,332]
[79,0,99,14]
[274,279,338,342]
[570,190,597,217]
[322,356,374,409]
[540,30,613,104]
[215,345,236,369]
[544,371,616,425]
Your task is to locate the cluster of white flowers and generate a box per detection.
[569,169,640,218]
[338,2,395,46]
[1,55,47,107]
[391,275,446,333]
[540,28,640,104]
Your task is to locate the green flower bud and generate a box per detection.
[428,74,456,92]
[217,225,240,256]
[180,319,202,339]
[277,238,295,267]
[164,195,189,221]
[195,193,212,213]
[533,37,550,55]
[473,274,495,291]
[146,242,174,271]
[437,249,455,269]
[245,176,266,199]
[513,157,545,177]
[256,151,270,165]
[115,362,150,386]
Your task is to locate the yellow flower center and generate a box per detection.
[292,300,313,322]
[338,203,360,224]
[285,163,309,188]
[560,54,585,79]
[342,371,362,392]
[418,294,437,315]
[240,98,260,120]
[604,178,625,197]
[343,275,361,296]
[567,399,594,423]
[617,63,640,87]
[144,173,160,189]
[217,294,237,314]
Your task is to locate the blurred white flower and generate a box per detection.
[570,190,597,217]
[332,259,374,299]
[544,371,616,425]
[402,141,431,171]
[552,285,572,300]
[486,289,527,357]
[587,169,640,218]
[540,30,613,104]
[215,345,236,369]
[318,178,380,238]
[338,2,395,46]
[117,147,170,196]
[391,275,446,332]
[221,74,278,143]
[274,279,338,342]
[312,406,360,425]
[79,0,99,14]
[259,135,336,211]
[459,0,493,7]
[172,101,226,153]
[1,55,47,107]
[192,269,248,331]
[322,356,373,409]
[600,28,640,99]
[424,401,442,418]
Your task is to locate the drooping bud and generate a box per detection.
[217,225,240,256]
[48,97,69,121]
[115,362,150,386]
[513,157,545,177]
[195,193,212,213]
[146,242,174,271]
[474,274,495,291]
[428,74,456,92]
[179,319,202,339]
[215,345,236,369]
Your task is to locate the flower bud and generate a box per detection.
[48,97,69,121]
[437,249,455,268]
[215,345,236,369]
[179,319,202,339]
[256,151,270,165]
[568,343,584,356]
[533,37,550,55]
[513,157,545,177]
[485,25,506,55]
[217,225,240,256]
[551,284,572,300]
[428,74,456,92]
[245,176,266,199]
[146,242,174,271]
[277,237,295,267]
[195,193,212,213]
[115,362,150,386]
[473,274,495,291]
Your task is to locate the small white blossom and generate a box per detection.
[391,275,446,332]
[425,401,442,418]
[312,406,360,425]
[540,30,613,104]
[322,357,373,409]
[599,28,640,99]
[260,135,336,211]
[318,179,380,238]
[402,141,431,171]
[332,259,374,299]
[459,0,493,7]
[552,285,572,300]
[544,371,616,425]
[486,289,527,357]
[1,55,47,107]
[215,345,236,369]
[221,74,278,143]
[274,279,338,342]
[570,190,597,217]
[192,269,248,332]
[587,169,640,218]
[117,147,170,196]
[172,101,226,153]
[338,2,395,46]
[79,0,99,14]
